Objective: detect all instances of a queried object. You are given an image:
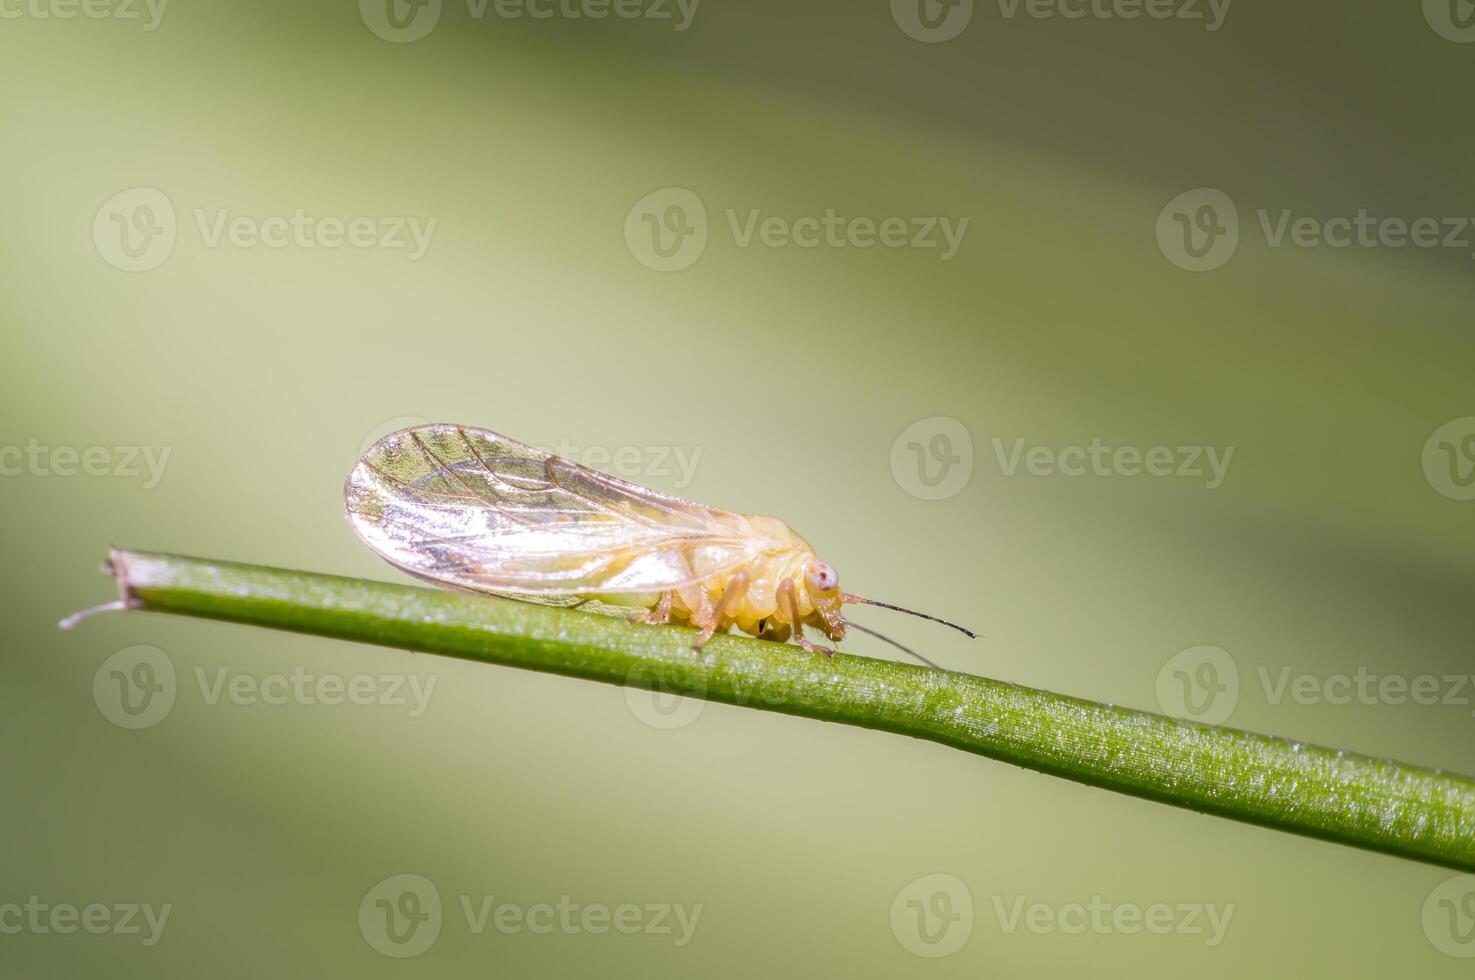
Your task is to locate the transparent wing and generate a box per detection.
[344,424,757,596]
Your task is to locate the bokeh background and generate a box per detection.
[4,0,1475,976]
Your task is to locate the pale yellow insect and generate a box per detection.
[344,424,973,659]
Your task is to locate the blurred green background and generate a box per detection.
[4,0,1475,976]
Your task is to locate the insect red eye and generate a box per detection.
[806,561,838,593]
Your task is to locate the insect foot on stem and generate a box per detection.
[629,591,674,627]
[795,636,836,658]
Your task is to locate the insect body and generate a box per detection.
[345,424,972,656]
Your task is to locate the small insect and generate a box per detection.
[344,424,975,662]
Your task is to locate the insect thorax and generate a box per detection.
[722,513,817,631]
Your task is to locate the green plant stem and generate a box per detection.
[79,548,1475,872]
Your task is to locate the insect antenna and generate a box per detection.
[846,622,942,670]
[842,594,978,638]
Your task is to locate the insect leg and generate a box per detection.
[757,619,792,642]
[777,579,834,658]
[694,571,749,652]
[629,590,674,626]
[644,546,706,626]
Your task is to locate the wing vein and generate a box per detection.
[346,423,762,596]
